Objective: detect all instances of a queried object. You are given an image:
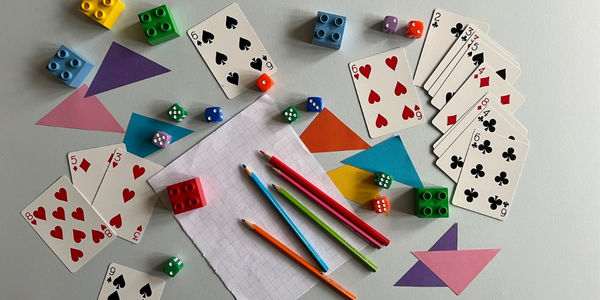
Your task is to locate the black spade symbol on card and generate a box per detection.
[215,52,228,65]
[202,30,214,44]
[250,58,263,71]
[227,72,239,85]
[108,291,120,300]
[472,53,484,66]
[262,55,268,61]
[139,283,153,298]
[113,275,126,289]
[239,37,251,51]
[445,92,455,103]
[225,16,238,29]
[496,69,507,80]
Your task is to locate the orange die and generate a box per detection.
[405,20,424,39]
[372,196,390,214]
[256,73,274,92]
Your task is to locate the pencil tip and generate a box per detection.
[259,150,265,154]
[242,164,247,168]
[241,218,246,222]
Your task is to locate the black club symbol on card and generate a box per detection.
[495,171,509,186]
[471,164,485,178]
[461,35,468,42]
[488,195,503,210]
[432,21,438,28]
[450,23,464,37]
[450,156,464,169]
[464,188,479,202]
[483,119,496,132]
[478,140,493,154]
[502,147,517,162]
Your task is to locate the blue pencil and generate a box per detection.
[242,164,329,272]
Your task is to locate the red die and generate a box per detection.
[256,73,274,92]
[167,177,207,215]
[405,20,424,39]
[372,196,390,214]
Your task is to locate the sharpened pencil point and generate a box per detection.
[242,164,247,168]
[259,150,265,154]
[272,184,280,191]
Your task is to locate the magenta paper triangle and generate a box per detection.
[85,42,170,97]
[36,84,124,133]
[412,249,500,295]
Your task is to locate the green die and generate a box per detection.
[138,5,180,46]
[163,256,184,277]
[282,106,300,124]
[414,187,449,218]
[375,172,392,189]
[168,103,187,122]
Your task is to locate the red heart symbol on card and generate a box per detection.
[50,226,63,240]
[33,207,46,221]
[133,165,145,180]
[70,248,84,262]
[112,161,118,168]
[92,229,105,244]
[52,207,65,221]
[137,225,143,232]
[402,105,415,120]
[122,188,135,203]
[101,224,107,231]
[354,74,359,80]
[414,105,420,111]
[394,82,407,96]
[385,56,398,70]
[368,90,381,104]
[71,207,85,221]
[54,188,67,202]
[110,214,122,229]
[359,64,371,79]
[31,220,37,225]
[375,114,388,128]
[73,229,86,243]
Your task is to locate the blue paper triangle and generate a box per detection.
[123,113,193,158]
[341,136,422,188]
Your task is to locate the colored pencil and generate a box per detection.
[242,164,329,272]
[242,219,356,300]
[274,184,378,272]
[261,150,390,247]
[271,167,382,249]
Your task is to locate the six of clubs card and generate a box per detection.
[97,263,165,300]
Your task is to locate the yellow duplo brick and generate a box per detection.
[79,0,125,30]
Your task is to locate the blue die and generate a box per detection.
[46,45,94,88]
[205,107,223,123]
[307,97,323,112]
[312,11,346,50]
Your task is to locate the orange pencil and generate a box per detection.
[242,219,357,300]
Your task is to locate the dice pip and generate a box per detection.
[152,131,172,148]
[307,97,323,112]
[375,172,392,189]
[282,106,300,124]
[163,256,184,277]
[168,103,187,122]
[382,15,399,34]
[205,107,223,123]
[372,196,389,213]
[406,20,424,39]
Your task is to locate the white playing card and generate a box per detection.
[92,149,163,244]
[452,129,529,220]
[68,143,126,204]
[97,263,165,300]
[187,3,277,99]
[413,9,489,87]
[349,47,425,138]
[21,176,116,273]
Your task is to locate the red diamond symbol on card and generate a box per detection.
[500,95,511,105]
[447,115,457,126]
[474,74,478,79]
[477,106,482,110]
[79,159,91,173]
[480,77,490,87]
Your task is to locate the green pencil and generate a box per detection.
[273,184,378,272]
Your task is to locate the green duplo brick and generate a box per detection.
[138,5,180,46]
[414,187,449,218]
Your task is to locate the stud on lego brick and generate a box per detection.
[205,107,223,123]
[167,103,187,122]
[256,73,274,92]
[79,0,126,30]
[307,97,323,112]
[382,15,399,34]
[167,177,207,215]
[282,106,300,124]
[46,45,94,88]
[414,187,449,218]
[312,11,346,50]
[163,256,184,277]
[152,131,172,148]
[375,172,392,189]
[372,196,389,214]
[138,5,180,45]
[406,20,424,39]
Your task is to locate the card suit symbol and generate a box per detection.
[239,37,252,51]
[108,290,120,300]
[470,164,485,178]
[478,140,493,154]
[110,214,123,229]
[375,114,388,128]
[450,156,464,169]
[139,283,153,297]
[354,74,359,80]
[201,30,214,44]
[500,95,511,105]
[71,207,85,221]
[70,248,84,262]
[79,159,91,172]
[92,229,105,244]
[113,275,126,289]
[250,57,263,71]
[107,277,112,283]
[472,53,484,66]
[359,64,371,79]
[101,224,107,231]
[262,55,268,61]
[112,161,118,168]
[137,225,143,232]
[464,188,479,202]
[394,82,407,96]
[414,105,420,111]
[496,69,507,80]
[31,220,37,225]
[368,90,380,104]
[385,56,398,70]
[495,171,509,186]
[196,40,202,47]
[215,52,228,65]
[503,147,517,162]
[33,206,46,220]
[122,188,135,203]
[461,35,468,42]
[402,105,415,120]
[73,166,77,171]
[488,195,503,210]
[483,118,496,132]
[432,21,438,28]
[52,207,65,221]
[479,76,490,87]
[226,72,239,85]
[225,16,238,29]
[474,74,478,79]
[451,23,464,37]
[50,226,63,240]
[133,165,145,180]
[73,229,86,243]
[446,92,455,103]
[467,51,473,57]
[447,115,457,126]
[54,188,68,202]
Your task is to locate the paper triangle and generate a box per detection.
[413,249,500,295]
[394,223,458,287]
[35,84,124,133]
[123,113,193,158]
[300,108,370,153]
[86,42,170,97]
[341,136,422,188]
[327,165,380,206]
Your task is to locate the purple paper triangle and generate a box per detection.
[394,223,458,287]
[85,42,170,97]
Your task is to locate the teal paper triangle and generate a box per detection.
[123,113,193,158]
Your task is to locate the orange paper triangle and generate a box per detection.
[300,108,370,153]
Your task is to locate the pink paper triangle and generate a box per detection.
[412,249,500,295]
[36,84,125,133]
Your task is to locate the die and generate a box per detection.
[163,256,184,277]
[405,20,424,39]
[152,131,172,148]
[375,172,392,189]
[46,45,94,88]
[414,187,449,218]
[167,177,207,215]
[282,106,300,124]
[256,73,274,92]
[372,197,390,213]
[312,11,346,50]
[382,15,399,34]
[138,4,180,45]
[205,107,223,123]
[307,97,323,112]
[79,0,126,30]
[168,103,187,122]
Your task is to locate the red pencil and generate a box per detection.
[261,150,390,246]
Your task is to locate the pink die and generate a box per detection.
[152,131,172,148]
[382,16,399,34]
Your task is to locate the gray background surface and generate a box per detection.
[1,0,598,299]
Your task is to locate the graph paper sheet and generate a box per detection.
[148,96,367,300]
